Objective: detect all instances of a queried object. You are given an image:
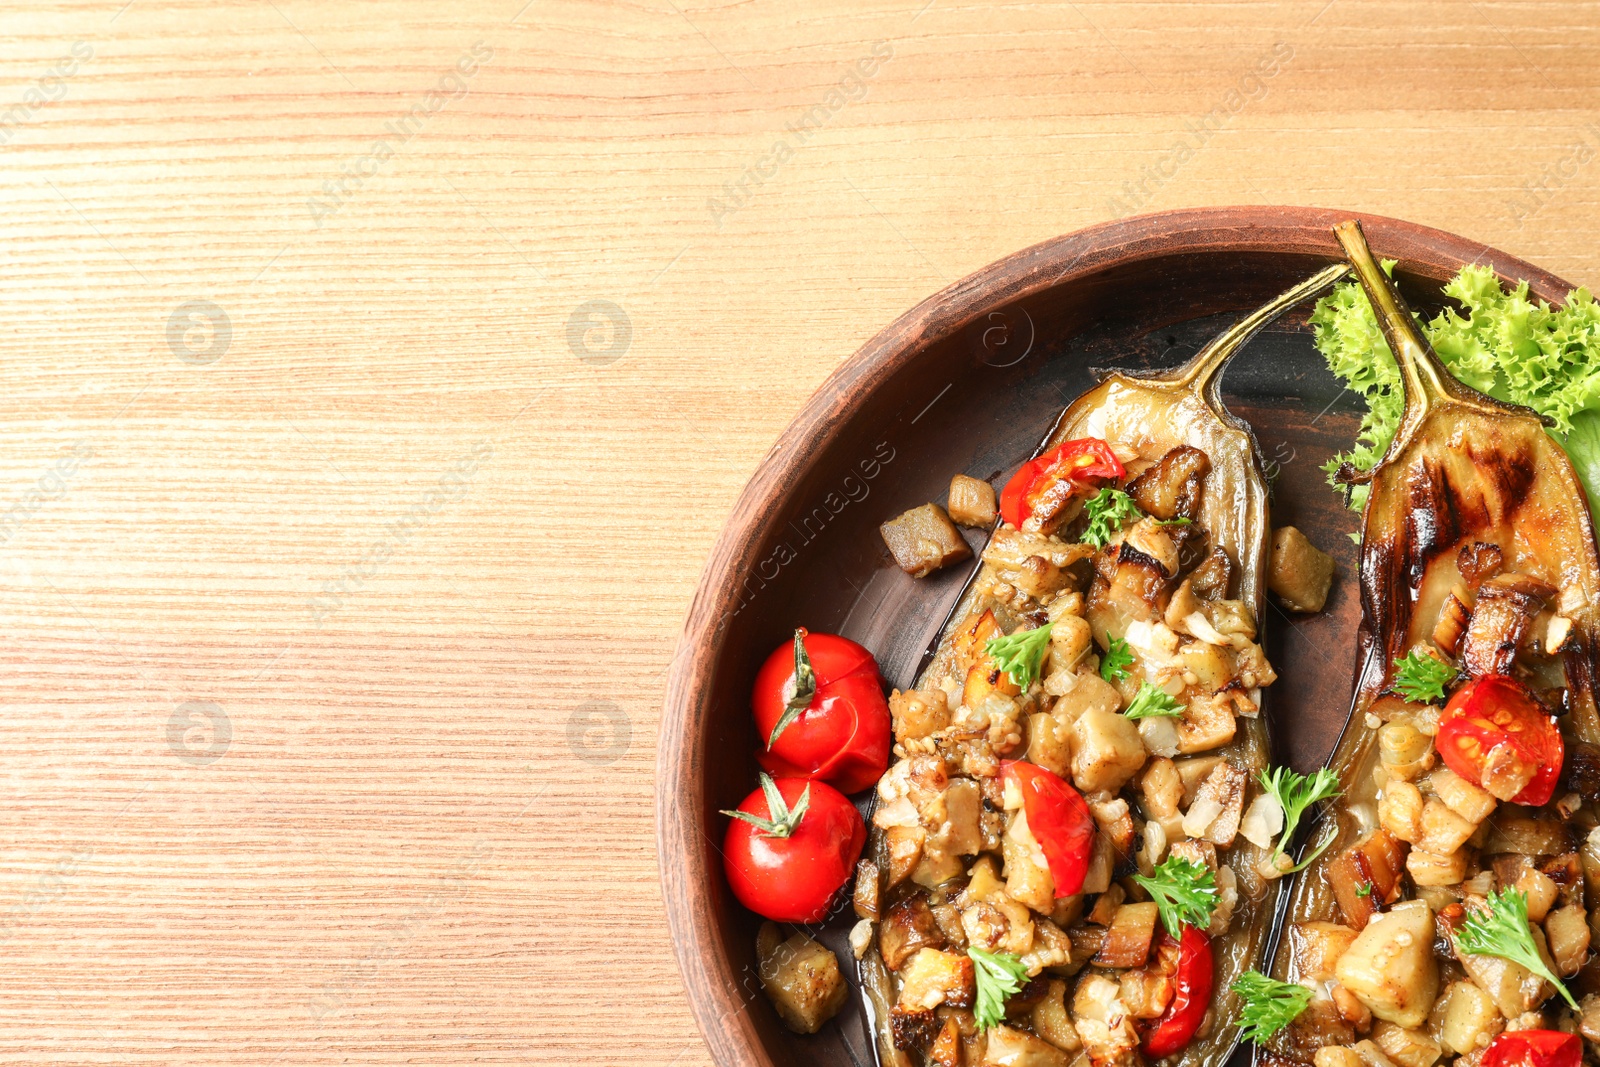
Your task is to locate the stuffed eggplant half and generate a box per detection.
[1262,222,1600,1067]
[854,265,1349,1067]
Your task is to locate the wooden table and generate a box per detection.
[3,0,1599,1062]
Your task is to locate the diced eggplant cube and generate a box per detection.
[881,504,972,578]
[1091,902,1158,969]
[755,925,849,1034]
[890,1007,939,1051]
[890,688,951,743]
[947,474,998,527]
[1333,899,1438,1028]
[1268,526,1336,613]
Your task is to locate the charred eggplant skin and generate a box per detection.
[1264,221,1600,1059]
[1334,219,1600,733]
[861,264,1350,1067]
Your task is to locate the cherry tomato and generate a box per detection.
[1483,1030,1582,1067]
[1140,925,1214,1059]
[722,775,866,923]
[1001,760,1096,897]
[754,629,890,796]
[999,437,1126,529]
[1437,674,1563,807]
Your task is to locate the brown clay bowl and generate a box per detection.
[657,206,1573,1067]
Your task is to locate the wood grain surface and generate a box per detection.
[3,1,1600,1063]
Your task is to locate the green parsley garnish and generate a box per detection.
[719,773,810,839]
[1132,855,1216,937]
[1257,766,1342,873]
[1456,888,1578,1009]
[986,623,1054,690]
[1230,971,1313,1044]
[1099,637,1133,682]
[766,628,817,747]
[1123,681,1184,720]
[968,946,1028,1030]
[1390,650,1456,704]
[1080,488,1144,548]
[1355,883,1373,899]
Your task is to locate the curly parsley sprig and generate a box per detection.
[1100,636,1134,682]
[1132,855,1217,937]
[1257,766,1342,873]
[1124,681,1185,720]
[1456,888,1577,1009]
[1230,971,1313,1044]
[986,623,1054,690]
[968,947,1028,1030]
[1080,488,1144,548]
[1390,650,1457,704]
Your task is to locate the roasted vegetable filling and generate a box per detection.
[1272,545,1600,1065]
[858,443,1288,1067]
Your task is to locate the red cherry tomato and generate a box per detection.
[1483,1031,1582,1067]
[999,437,1125,529]
[1140,925,1214,1059]
[722,776,866,923]
[1437,674,1563,807]
[754,630,890,796]
[1001,760,1096,897]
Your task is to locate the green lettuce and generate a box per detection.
[1310,262,1600,518]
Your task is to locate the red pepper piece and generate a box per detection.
[1140,925,1213,1059]
[998,437,1125,528]
[1000,759,1096,897]
[1483,1031,1582,1067]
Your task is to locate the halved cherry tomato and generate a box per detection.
[999,437,1125,529]
[1437,674,1563,807]
[1140,925,1213,1059]
[754,629,891,796]
[722,775,866,923]
[1000,760,1096,897]
[1482,1030,1582,1067]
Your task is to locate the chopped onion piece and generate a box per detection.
[1137,716,1180,758]
[872,796,919,829]
[1546,614,1574,652]
[1042,666,1081,696]
[1182,796,1225,838]
[1141,819,1168,872]
[1125,619,1180,659]
[849,919,873,959]
[1007,809,1051,869]
[1239,792,1285,849]
[1183,611,1229,646]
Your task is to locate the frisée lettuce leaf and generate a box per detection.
[1310,262,1600,519]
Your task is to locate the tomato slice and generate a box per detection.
[1140,925,1213,1059]
[1483,1030,1581,1067]
[998,437,1125,528]
[1436,674,1564,807]
[1000,760,1096,897]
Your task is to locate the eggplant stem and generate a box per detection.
[1333,219,1454,416]
[1174,263,1351,398]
